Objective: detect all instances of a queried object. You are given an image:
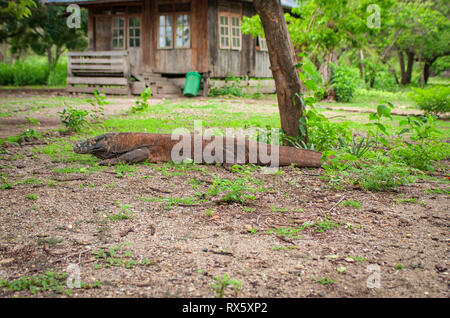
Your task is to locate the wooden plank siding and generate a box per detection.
[207,0,271,78]
[76,0,272,82]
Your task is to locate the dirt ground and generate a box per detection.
[0,92,448,298]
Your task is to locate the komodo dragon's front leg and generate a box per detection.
[99,147,150,166]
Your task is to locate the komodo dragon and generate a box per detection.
[73,132,322,168]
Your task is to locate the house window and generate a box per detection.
[218,3,241,51]
[112,17,125,49]
[231,16,241,50]
[257,36,268,51]
[176,14,190,48]
[219,15,230,49]
[159,15,173,48]
[129,17,141,48]
[158,3,191,49]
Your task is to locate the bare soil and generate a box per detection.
[0,93,448,298]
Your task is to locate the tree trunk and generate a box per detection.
[359,50,365,81]
[404,51,414,85]
[398,50,406,85]
[253,0,306,143]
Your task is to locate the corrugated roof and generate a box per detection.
[45,0,299,9]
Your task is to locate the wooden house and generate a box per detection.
[46,0,296,95]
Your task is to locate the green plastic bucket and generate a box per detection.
[183,71,202,97]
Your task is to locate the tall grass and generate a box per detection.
[0,56,67,86]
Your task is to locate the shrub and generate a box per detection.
[47,58,68,86]
[331,65,361,102]
[351,164,414,192]
[13,59,49,86]
[365,60,398,92]
[0,63,14,85]
[410,86,450,115]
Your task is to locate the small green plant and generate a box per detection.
[108,204,133,221]
[20,128,40,140]
[129,87,152,113]
[0,176,13,189]
[25,117,40,126]
[337,136,372,158]
[272,245,296,251]
[340,200,362,209]
[312,276,336,285]
[115,163,137,178]
[26,193,38,200]
[211,274,242,298]
[58,107,91,132]
[314,215,340,233]
[367,101,394,147]
[92,243,153,269]
[394,264,404,270]
[205,176,258,204]
[395,197,425,205]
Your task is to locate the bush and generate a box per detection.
[410,86,450,115]
[0,56,68,86]
[47,58,68,86]
[352,164,414,192]
[365,60,398,92]
[331,65,360,102]
[0,63,14,85]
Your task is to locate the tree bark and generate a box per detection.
[404,51,414,85]
[398,50,406,85]
[253,0,306,143]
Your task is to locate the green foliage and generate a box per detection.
[390,141,449,171]
[365,60,398,92]
[0,271,99,295]
[205,176,258,204]
[59,90,105,132]
[340,200,362,209]
[58,107,91,133]
[92,244,153,269]
[129,87,153,113]
[302,106,351,152]
[352,163,414,192]
[108,204,133,221]
[410,86,450,115]
[209,74,245,97]
[367,102,395,147]
[211,274,242,298]
[331,65,361,102]
[337,136,372,158]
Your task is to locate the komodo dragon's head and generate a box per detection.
[73,134,110,155]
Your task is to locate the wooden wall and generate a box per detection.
[83,0,271,78]
[151,0,208,74]
[207,0,272,78]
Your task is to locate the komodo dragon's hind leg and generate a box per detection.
[99,148,150,166]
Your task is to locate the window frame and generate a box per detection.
[111,16,126,50]
[158,14,174,49]
[217,3,242,51]
[157,3,191,50]
[128,15,141,49]
[175,13,191,49]
[257,36,268,52]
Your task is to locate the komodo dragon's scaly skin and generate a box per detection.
[73,132,322,167]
